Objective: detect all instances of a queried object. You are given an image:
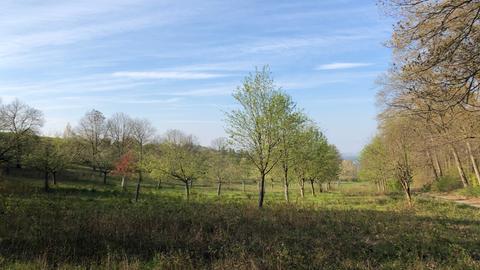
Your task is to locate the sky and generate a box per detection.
[0,0,393,156]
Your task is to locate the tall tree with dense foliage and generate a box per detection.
[359,136,390,193]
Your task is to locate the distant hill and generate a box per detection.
[341,154,358,161]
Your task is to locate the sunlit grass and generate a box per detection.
[1,175,479,269]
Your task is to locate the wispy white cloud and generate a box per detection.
[244,34,372,54]
[115,98,182,104]
[316,62,373,70]
[112,71,228,80]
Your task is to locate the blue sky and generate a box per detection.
[0,0,393,156]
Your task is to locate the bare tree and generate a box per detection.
[107,113,133,158]
[0,99,44,167]
[76,109,106,171]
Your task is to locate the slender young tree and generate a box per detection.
[130,118,155,202]
[226,66,294,208]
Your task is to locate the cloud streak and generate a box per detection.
[112,71,228,80]
[316,62,373,70]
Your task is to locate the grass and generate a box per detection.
[0,174,480,269]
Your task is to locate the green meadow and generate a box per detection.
[1,175,479,269]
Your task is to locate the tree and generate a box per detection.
[226,66,293,208]
[277,96,306,202]
[0,99,44,168]
[76,109,106,171]
[291,125,318,198]
[48,137,77,185]
[208,137,234,196]
[339,160,359,181]
[113,151,137,191]
[130,118,155,202]
[95,143,116,185]
[159,130,205,200]
[107,112,133,158]
[381,0,480,112]
[359,136,390,193]
[25,138,59,192]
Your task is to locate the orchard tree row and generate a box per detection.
[0,67,341,207]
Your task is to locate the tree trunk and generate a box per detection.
[300,178,305,198]
[189,179,193,189]
[258,173,266,208]
[52,171,57,185]
[310,180,315,196]
[134,172,142,202]
[185,181,190,200]
[121,175,126,191]
[157,179,162,189]
[451,145,469,187]
[466,141,480,186]
[427,151,439,182]
[242,180,246,192]
[319,182,323,193]
[432,151,443,178]
[103,172,107,185]
[283,166,289,202]
[44,171,49,192]
[403,181,412,207]
[217,180,222,196]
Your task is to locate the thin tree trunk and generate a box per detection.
[134,172,142,202]
[427,151,439,182]
[157,179,162,189]
[300,178,305,198]
[466,141,480,186]
[258,173,266,208]
[381,178,387,193]
[52,172,57,185]
[217,179,222,196]
[44,171,49,192]
[103,172,107,185]
[242,179,246,192]
[185,180,190,200]
[403,181,412,207]
[283,166,289,202]
[319,182,323,193]
[121,175,126,191]
[310,179,315,196]
[432,151,443,178]
[451,145,469,187]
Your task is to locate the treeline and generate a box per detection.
[360,0,480,204]
[0,67,341,207]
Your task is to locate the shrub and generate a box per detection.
[431,176,463,192]
[458,186,480,198]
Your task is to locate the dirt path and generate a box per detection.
[425,193,480,208]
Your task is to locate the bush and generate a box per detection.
[458,186,480,198]
[431,176,463,192]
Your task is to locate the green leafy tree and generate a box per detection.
[159,130,205,200]
[226,66,294,208]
